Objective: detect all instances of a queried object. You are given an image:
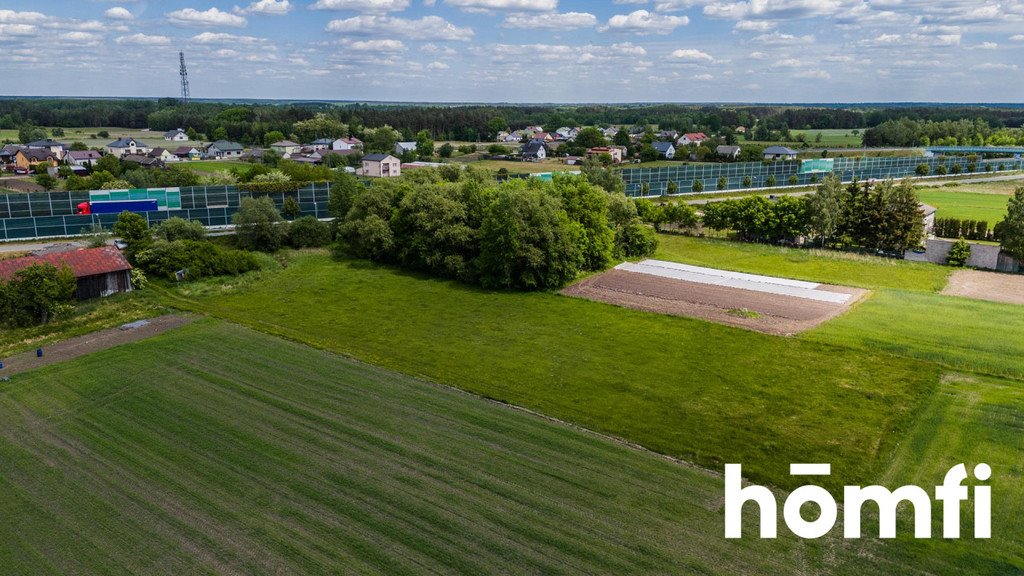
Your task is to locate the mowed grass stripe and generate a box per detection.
[1,321,831,575]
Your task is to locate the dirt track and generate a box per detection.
[563,269,867,336]
[943,270,1024,305]
[0,315,193,377]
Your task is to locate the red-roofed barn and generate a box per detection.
[0,246,133,299]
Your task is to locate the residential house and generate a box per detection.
[657,130,679,142]
[271,140,301,156]
[763,146,798,161]
[163,128,189,142]
[586,146,624,164]
[652,141,676,160]
[26,139,68,160]
[148,147,178,163]
[14,149,58,170]
[555,127,580,140]
[520,140,550,161]
[107,137,152,158]
[0,144,24,165]
[394,141,417,156]
[736,126,747,134]
[532,132,553,142]
[290,154,322,165]
[122,154,164,168]
[503,131,526,143]
[0,246,132,299]
[362,153,401,178]
[205,140,245,159]
[66,150,103,167]
[716,145,741,159]
[173,146,202,161]
[524,125,544,136]
[333,137,363,151]
[310,138,335,151]
[677,132,710,146]
[319,149,355,162]
[602,127,620,139]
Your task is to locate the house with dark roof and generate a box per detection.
[361,153,401,178]
[164,128,189,141]
[122,154,164,168]
[0,144,23,165]
[716,145,741,159]
[0,246,132,299]
[26,139,68,160]
[205,140,245,159]
[520,140,550,161]
[66,150,103,167]
[172,146,202,161]
[107,137,152,158]
[310,138,336,151]
[652,141,676,160]
[763,146,798,161]
[148,147,178,162]
[14,149,59,170]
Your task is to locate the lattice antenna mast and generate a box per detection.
[179,51,191,103]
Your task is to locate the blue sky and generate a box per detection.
[1,0,1022,102]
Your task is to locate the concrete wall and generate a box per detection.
[905,238,1019,271]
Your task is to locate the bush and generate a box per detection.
[233,196,285,252]
[156,217,206,242]
[0,263,77,326]
[692,179,704,193]
[112,211,152,261]
[788,175,799,185]
[282,196,302,219]
[936,165,948,175]
[135,240,264,280]
[718,176,728,191]
[766,175,777,187]
[916,164,930,176]
[743,175,752,188]
[615,219,658,258]
[947,237,971,267]
[287,216,332,248]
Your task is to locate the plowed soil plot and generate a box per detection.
[943,269,1024,305]
[563,260,867,336]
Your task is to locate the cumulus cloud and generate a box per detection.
[503,12,597,29]
[444,0,557,11]
[347,39,407,51]
[166,7,247,28]
[235,0,293,15]
[191,31,268,45]
[750,31,814,45]
[601,10,689,34]
[428,61,450,70]
[326,15,474,41]
[669,48,713,62]
[104,7,134,20]
[115,33,172,45]
[311,0,410,11]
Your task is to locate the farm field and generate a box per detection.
[790,128,864,147]
[0,127,170,148]
[165,253,937,492]
[3,321,1020,574]
[917,188,1011,223]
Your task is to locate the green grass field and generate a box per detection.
[163,253,937,492]
[917,187,1013,224]
[178,160,250,173]
[791,129,864,147]
[0,127,168,149]
[655,235,950,292]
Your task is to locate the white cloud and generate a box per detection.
[976,63,1019,71]
[693,73,713,80]
[669,48,713,62]
[967,42,998,50]
[444,0,557,11]
[503,12,597,29]
[115,33,172,45]
[734,19,774,31]
[601,10,689,34]
[0,10,48,24]
[422,43,458,55]
[311,0,410,11]
[166,7,247,28]
[0,23,38,36]
[236,0,293,15]
[191,32,268,45]
[326,15,474,41]
[348,39,407,51]
[750,31,814,45]
[58,31,103,45]
[1012,34,1024,41]
[104,7,134,20]
[427,61,450,70]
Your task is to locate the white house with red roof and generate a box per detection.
[677,132,710,146]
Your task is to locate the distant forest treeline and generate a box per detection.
[2,98,1023,146]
